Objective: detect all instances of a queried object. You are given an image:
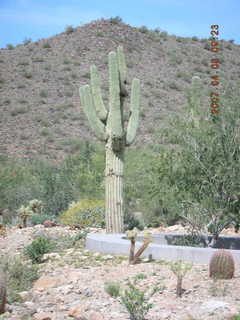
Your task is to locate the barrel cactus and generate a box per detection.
[79,46,140,233]
[209,249,235,279]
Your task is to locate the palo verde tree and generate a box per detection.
[79,46,140,233]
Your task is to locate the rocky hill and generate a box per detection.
[0,18,239,162]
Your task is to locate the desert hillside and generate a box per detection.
[0,18,239,161]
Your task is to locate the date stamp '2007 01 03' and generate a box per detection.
[209,25,221,115]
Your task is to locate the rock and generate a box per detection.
[200,300,230,313]
[33,312,53,320]
[18,290,30,301]
[43,220,57,228]
[83,288,93,297]
[102,255,113,260]
[68,304,87,319]
[33,276,63,291]
[24,301,36,310]
[89,311,105,320]
[42,252,61,260]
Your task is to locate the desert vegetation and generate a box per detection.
[0,17,240,320]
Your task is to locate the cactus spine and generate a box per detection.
[79,46,140,233]
[209,249,235,279]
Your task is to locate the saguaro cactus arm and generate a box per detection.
[90,65,108,121]
[107,51,123,139]
[79,85,107,141]
[126,78,140,145]
[117,46,128,97]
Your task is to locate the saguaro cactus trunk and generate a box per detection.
[79,46,140,233]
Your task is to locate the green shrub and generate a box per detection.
[42,42,51,48]
[96,31,104,37]
[3,255,39,303]
[139,26,149,34]
[135,273,147,280]
[10,106,29,116]
[191,36,198,41]
[24,236,55,263]
[65,25,74,34]
[6,44,14,50]
[30,213,55,225]
[159,31,168,40]
[104,281,120,297]
[59,200,105,228]
[32,57,44,63]
[124,212,145,231]
[23,71,32,79]
[120,280,156,320]
[39,89,48,98]
[109,16,123,24]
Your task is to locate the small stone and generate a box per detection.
[93,252,100,257]
[68,304,87,319]
[42,252,61,260]
[33,312,52,320]
[200,300,230,313]
[89,311,105,320]
[24,301,36,309]
[83,288,93,297]
[33,276,62,291]
[18,290,30,301]
[102,255,113,260]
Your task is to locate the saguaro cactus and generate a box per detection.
[79,46,140,233]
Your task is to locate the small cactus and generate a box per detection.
[126,228,152,265]
[0,268,6,314]
[209,249,235,279]
[169,259,192,297]
[17,199,43,228]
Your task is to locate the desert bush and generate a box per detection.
[30,213,54,225]
[23,71,32,79]
[120,280,158,320]
[150,79,240,234]
[65,25,74,34]
[104,281,120,297]
[39,89,48,98]
[24,236,55,263]
[42,42,51,48]
[159,31,168,40]
[109,16,123,24]
[23,38,32,45]
[2,255,39,303]
[59,200,105,228]
[138,26,148,34]
[191,36,198,41]
[10,106,29,116]
[6,44,14,50]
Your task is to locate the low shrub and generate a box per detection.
[2,255,39,303]
[120,280,157,320]
[104,281,120,297]
[31,213,56,226]
[59,200,105,228]
[24,236,55,263]
[65,25,74,34]
[109,16,123,24]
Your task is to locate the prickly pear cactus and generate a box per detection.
[209,249,235,279]
[79,46,140,233]
[0,268,6,314]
